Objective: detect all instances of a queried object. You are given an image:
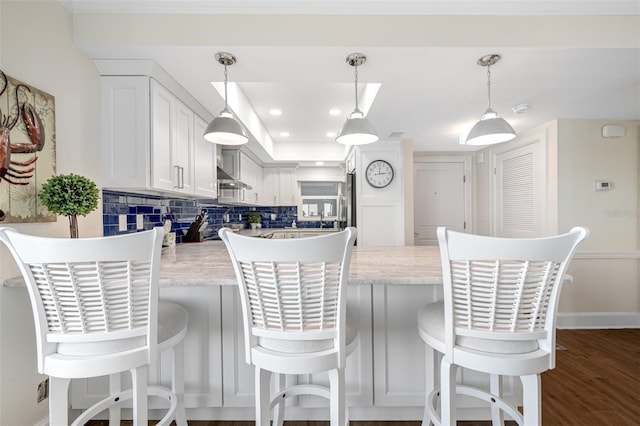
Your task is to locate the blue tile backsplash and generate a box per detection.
[102,190,335,243]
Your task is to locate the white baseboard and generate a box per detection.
[558,312,640,329]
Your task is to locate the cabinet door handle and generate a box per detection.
[175,166,184,189]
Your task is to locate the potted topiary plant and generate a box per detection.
[247,212,261,230]
[39,173,99,238]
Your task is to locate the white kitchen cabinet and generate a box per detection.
[241,151,263,204]
[149,79,174,191]
[101,75,215,197]
[220,149,240,180]
[372,284,437,406]
[193,115,217,198]
[263,168,278,205]
[159,287,223,408]
[264,167,298,206]
[218,149,246,204]
[277,167,298,206]
[101,76,151,189]
[219,149,263,205]
[150,80,196,194]
[221,285,256,406]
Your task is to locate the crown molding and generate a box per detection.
[58,0,640,16]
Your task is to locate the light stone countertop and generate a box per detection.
[160,240,443,287]
[2,240,443,288]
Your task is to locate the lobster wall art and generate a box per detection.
[0,69,56,223]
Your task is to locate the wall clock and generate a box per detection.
[365,159,394,188]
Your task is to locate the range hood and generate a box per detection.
[217,166,252,190]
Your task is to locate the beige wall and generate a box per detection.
[0,1,102,424]
[557,120,638,250]
[556,119,639,315]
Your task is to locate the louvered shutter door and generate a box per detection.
[494,141,544,237]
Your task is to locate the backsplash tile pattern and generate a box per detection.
[103,190,335,243]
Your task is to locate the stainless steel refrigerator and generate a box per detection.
[346,172,356,228]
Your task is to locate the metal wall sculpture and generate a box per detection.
[0,70,56,223]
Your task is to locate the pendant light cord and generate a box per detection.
[353,63,359,111]
[486,64,492,110]
[223,63,229,111]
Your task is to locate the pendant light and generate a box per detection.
[204,52,249,145]
[465,54,516,146]
[336,53,379,145]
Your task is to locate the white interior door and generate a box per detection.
[414,160,467,245]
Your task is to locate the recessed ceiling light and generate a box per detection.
[270,108,282,116]
[329,109,341,116]
[326,131,336,137]
[315,161,324,166]
[279,131,290,137]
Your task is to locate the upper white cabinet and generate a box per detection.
[150,80,194,194]
[101,74,216,197]
[263,167,298,206]
[241,151,263,204]
[193,115,217,198]
[278,167,297,205]
[218,149,264,205]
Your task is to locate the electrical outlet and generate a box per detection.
[37,378,49,403]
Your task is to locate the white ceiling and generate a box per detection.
[61,0,640,163]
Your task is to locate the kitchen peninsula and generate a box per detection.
[4,240,519,421]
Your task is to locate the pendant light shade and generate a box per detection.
[465,54,516,146]
[336,109,379,145]
[204,52,249,145]
[204,110,248,145]
[336,53,378,145]
[465,108,516,146]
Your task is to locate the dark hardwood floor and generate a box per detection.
[89,329,640,426]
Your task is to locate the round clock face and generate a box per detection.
[365,160,394,188]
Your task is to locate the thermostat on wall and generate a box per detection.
[594,180,613,191]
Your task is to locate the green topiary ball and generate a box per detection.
[39,173,99,217]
